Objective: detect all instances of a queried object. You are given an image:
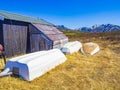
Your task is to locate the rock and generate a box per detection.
[81,42,100,55]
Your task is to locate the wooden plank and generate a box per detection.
[0,21,3,45]
[3,23,28,57]
[4,24,8,56]
[15,25,20,55]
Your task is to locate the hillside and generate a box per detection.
[0,31,120,90]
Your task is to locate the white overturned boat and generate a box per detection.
[61,41,82,54]
[81,42,100,55]
[0,49,67,81]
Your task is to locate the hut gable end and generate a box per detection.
[32,24,68,47]
[29,24,53,52]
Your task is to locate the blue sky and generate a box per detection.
[0,0,120,29]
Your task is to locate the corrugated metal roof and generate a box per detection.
[0,10,53,26]
[32,24,68,42]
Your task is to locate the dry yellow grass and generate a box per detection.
[0,31,120,90]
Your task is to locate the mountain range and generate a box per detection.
[56,24,120,32]
[79,24,120,32]
[56,25,73,30]
[56,25,70,30]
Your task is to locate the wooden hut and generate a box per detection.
[0,10,68,57]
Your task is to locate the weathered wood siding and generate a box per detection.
[3,23,27,57]
[29,24,52,52]
[0,20,3,46]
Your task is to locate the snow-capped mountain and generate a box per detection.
[79,24,120,32]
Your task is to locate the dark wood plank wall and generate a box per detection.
[30,34,51,52]
[3,23,27,57]
[29,24,52,52]
[0,20,4,46]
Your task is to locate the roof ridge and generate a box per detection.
[0,10,42,20]
[0,10,54,26]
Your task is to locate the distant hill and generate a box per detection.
[56,25,71,30]
[78,24,120,32]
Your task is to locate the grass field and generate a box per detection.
[0,31,120,90]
